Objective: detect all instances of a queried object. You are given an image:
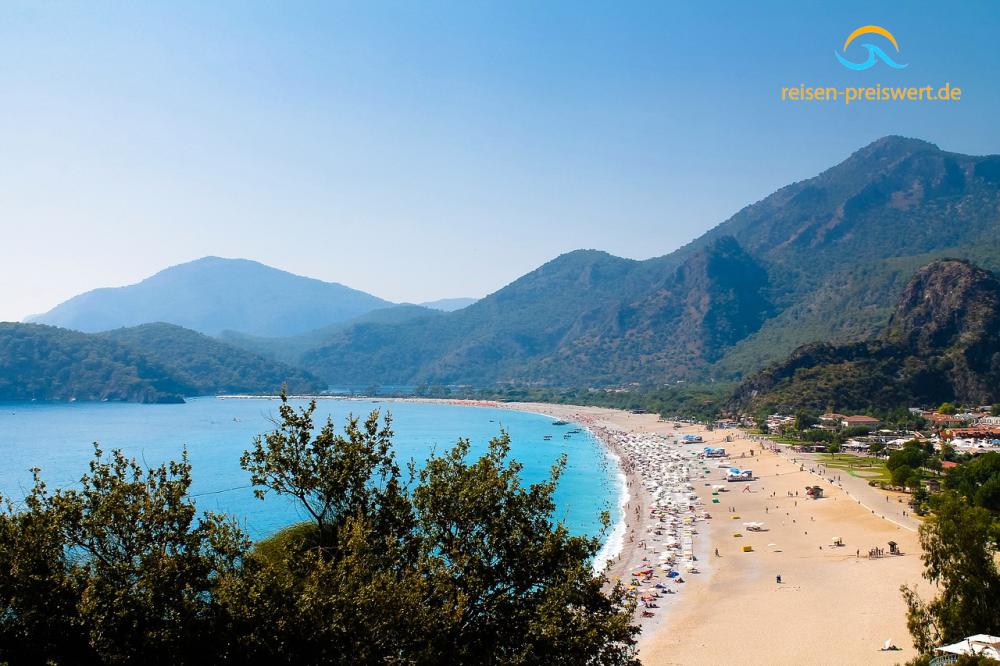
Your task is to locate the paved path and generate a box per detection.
[744,435,921,533]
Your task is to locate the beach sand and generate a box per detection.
[383,399,929,665]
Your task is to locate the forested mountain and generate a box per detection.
[297,237,773,385]
[100,323,323,395]
[729,260,1000,412]
[28,257,391,337]
[0,323,188,403]
[0,322,322,403]
[289,137,1000,386]
[21,136,1000,390]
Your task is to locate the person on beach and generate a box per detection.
[776,574,781,584]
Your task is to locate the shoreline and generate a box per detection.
[216,395,929,664]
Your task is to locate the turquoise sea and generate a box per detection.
[0,398,622,554]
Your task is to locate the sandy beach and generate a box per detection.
[391,399,929,666]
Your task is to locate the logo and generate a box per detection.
[835,25,907,70]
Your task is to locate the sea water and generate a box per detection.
[0,398,622,554]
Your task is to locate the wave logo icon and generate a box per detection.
[835,25,908,70]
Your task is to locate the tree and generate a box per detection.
[229,393,640,663]
[0,446,248,665]
[892,464,915,488]
[826,442,841,457]
[944,452,1000,512]
[938,402,958,415]
[1,395,641,664]
[991,404,1000,417]
[794,410,817,432]
[901,492,1000,655]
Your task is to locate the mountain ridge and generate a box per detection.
[28,256,392,337]
[728,259,1000,412]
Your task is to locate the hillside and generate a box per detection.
[291,136,1000,387]
[220,304,444,365]
[100,323,324,395]
[729,260,1000,412]
[301,237,772,385]
[28,257,391,337]
[0,322,323,403]
[0,323,187,403]
[22,137,1000,389]
[419,298,478,312]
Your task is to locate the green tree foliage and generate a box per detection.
[992,404,1000,417]
[944,452,1000,512]
[0,322,321,403]
[887,442,932,476]
[1,393,639,664]
[892,464,916,488]
[938,402,958,415]
[901,492,1000,655]
[794,410,817,432]
[0,447,248,664]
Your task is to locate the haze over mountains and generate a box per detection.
[12,136,1000,399]
[28,257,394,337]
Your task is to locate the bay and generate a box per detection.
[0,398,621,550]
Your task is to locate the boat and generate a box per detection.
[552,420,570,426]
[543,435,553,441]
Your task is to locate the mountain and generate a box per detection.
[0,323,188,403]
[300,237,773,385]
[28,257,391,337]
[419,298,478,312]
[25,136,1000,390]
[694,136,1000,374]
[291,136,1000,388]
[0,322,323,403]
[220,304,444,365]
[100,323,324,395]
[729,260,1000,412]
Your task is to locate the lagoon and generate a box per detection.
[0,398,620,548]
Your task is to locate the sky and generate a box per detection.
[2,1,999,321]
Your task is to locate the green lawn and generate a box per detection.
[814,454,891,483]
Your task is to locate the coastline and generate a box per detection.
[218,395,930,665]
[380,398,930,665]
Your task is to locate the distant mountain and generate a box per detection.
[220,304,443,365]
[299,237,772,385]
[418,298,478,312]
[27,136,1000,391]
[729,260,1000,412]
[287,136,1000,387]
[0,322,323,403]
[28,257,391,337]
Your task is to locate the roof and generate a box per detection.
[842,415,881,423]
[941,461,959,469]
[951,427,1000,439]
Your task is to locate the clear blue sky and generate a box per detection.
[2,1,998,321]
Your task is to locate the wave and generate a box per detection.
[592,441,629,573]
[835,44,908,70]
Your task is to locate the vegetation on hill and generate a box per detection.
[100,323,323,395]
[0,395,639,664]
[227,136,1000,388]
[0,322,322,403]
[301,237,773,385]
[0,323,187,403]
[730,260,1000,412]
